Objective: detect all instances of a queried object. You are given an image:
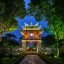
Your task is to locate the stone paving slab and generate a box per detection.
[19,55,47,64]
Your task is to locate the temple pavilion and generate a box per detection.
[21,22,44,53]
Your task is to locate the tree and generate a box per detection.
[29,0,64,23]
[29,0,64,41]
[0,0,26,36]
[49,18,64,41]
[0,0,26,18]
[29,0,54,20]
[48,18,64,57]
[53,0,64,22]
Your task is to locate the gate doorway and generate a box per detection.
[26,42,37,52]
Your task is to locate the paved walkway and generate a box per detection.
[19,55,47,64]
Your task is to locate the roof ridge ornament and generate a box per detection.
[24,22,39,27]
[34,22,38,26]
[25,22,29,26]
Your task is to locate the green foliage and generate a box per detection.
[0,0,26,34]
[29,0,64,23]
[49,19,64,40]
[0,0,26,18]
[29,0,64,41]
[53,0,64,21]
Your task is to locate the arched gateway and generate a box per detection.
[21,22,44,53]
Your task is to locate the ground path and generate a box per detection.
[19,55,47,64]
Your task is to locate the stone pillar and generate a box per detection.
[37,42,41,53]
[22,42,26,52]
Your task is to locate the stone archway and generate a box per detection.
[26,42,37,52]
[22,40,41,53]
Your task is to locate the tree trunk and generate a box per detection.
[56,31,60,57]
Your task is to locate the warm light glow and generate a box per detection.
[30,33,34,36]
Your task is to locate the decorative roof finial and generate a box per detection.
[34,23,38,26]
[25,22,29,26]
